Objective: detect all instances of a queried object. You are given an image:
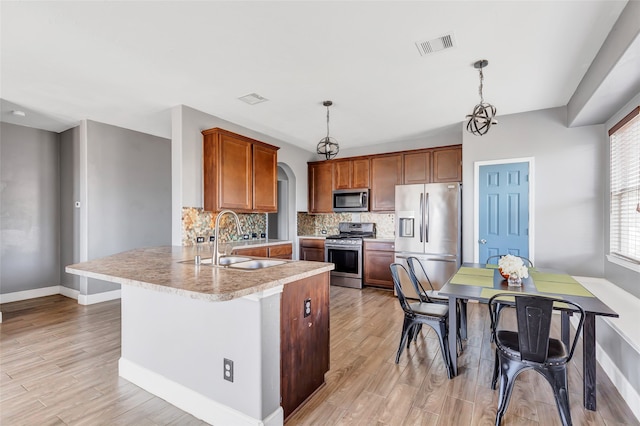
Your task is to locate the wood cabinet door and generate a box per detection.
[432,146,462,183]
[218,133,252,211]
[281,272,330,420]
[363,242,395,289]
[232,246,268,257]
[299,239,325,261]
[333,160,352,190]
[308,162,333,213]
[352,158,370,188]
[253,144,278,212]
[268,243,292,259]
[403,150,431,184]
[370,154,402,212]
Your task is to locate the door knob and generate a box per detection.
[479,239,487,244]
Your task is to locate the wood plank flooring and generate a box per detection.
[1,287,638,425]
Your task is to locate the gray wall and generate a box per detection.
[462,107,606,277]
[1,123,60,294]
[86,120,172,294]
[60,126,81,291]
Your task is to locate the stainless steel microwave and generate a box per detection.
[333,188,369,212]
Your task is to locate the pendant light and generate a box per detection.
[466,59,498,136]
[316,100,339,160]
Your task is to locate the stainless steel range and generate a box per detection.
[325,222,375,288]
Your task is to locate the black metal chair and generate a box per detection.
[485,254,534,268]
[390,263,453,379]
[488,293,585,426]
[406,256,468,340]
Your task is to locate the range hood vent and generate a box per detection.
[415,32,456,56]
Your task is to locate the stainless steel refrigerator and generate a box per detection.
[394,182,461,299]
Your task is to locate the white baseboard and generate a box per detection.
[60,286,80,300]
[78,289,121,305]
[118,357,284,426]
[0,286,61,303]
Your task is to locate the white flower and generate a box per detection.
[498,254,529,278]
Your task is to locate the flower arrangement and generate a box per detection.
[498,254,529,280]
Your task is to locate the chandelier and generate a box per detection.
[316,100,339,160]
[466,59,498,136]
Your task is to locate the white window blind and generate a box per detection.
[609,106,640,264]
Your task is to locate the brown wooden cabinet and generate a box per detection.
[333,158,370,190]
[370,154,403,212]
[432,146,462,183]
[232,242,293,259]
[363,241,395,289]
[403,150,432,184]
[299,238,325,261]
[202,128,279,213]
[280,272,330,420]
[308,162,333,213]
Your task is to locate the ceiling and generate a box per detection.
[0,1,634,152]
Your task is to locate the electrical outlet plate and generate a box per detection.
[243,234,249,240]
[223,358,234,382]
[196,236,205,243]
[209,235,215,242]
[304,298,311,318]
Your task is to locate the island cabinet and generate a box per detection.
[203,128,279,213]
[432,145,462,183]
[370,153,403,212]
[333,158,370,190]
[299,238,325,261]
[363,240,395,289]
[232,242,293,259]
[308,161,333,213]
[281,272,330,420]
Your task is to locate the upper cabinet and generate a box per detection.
[403,150,432,184]
[333,158,370,190]
[202,128,279,213]
[370,154,403,212]
[432,146,462,183]
[308,161,333,214]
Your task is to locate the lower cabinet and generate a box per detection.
[232,242,292,259]
[299,238,325,261]
[281,272,330,420]
[363,241,395,289]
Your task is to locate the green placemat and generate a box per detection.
[450,273,494,287]
[534,281,594,297]
[480,289,572,308]
[457,267,494,277]
[530,272,579,284]
[485,264,499,269]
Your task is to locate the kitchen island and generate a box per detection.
[66,246,333,426]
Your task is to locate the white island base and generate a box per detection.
[118,284,284,426]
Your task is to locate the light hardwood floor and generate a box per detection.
[1,287,637,425]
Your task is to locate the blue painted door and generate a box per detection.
[478,162,529,264]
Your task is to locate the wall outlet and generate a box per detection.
[321,230,327,234]
[223,358,234,382]
[209,235,215,242]
[304,298,311,318]
[243,234,249,240]
[251,233,257,239]
[260,233,266,239]
[196,236,205,243]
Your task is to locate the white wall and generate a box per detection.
[462,106,606,277]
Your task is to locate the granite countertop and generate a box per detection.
[66,246,333,302]
[297,235,327,239]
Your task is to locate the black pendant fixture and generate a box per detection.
[466,59,498,136]
[316,100,339,160]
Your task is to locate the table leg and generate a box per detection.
[449,296,458,376]
[561,311,570,348]
[583,313,596,411]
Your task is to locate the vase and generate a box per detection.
[499,268,509,279]
[507,273,522,287]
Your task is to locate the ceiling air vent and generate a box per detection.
[415,32,456,56]
[238,93,269,105]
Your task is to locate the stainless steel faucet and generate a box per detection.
[213,210,242,266]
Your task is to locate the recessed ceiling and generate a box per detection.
[0,1,630,152]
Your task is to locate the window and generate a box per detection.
[609,106,640,264]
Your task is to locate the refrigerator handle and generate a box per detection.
[419,193,423,243]
[424,192,429,243]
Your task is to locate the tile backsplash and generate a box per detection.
[297,212,395,239]
[182,207,267,246]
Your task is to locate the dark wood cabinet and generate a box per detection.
[268,243,293,259]
[403,150,432,184]
[333,158,370,190]
[432,146,462,183]
[308,162,333,213]
[363,241,395,289]
[281,272,330,420]
[299,238,325,261]
[370,154,402,212]
[202,128,279,213]
[232,242,293,259]
[232,246,268,257]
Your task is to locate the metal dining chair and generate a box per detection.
[406,256,468,340]
[488,293,585,426]
[390,263,453,379]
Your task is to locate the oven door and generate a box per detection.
[325,244,363,289]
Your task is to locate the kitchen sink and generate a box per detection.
[227,259,286,270]
[217,256,252,265]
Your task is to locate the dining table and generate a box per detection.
[439,263,619,411]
